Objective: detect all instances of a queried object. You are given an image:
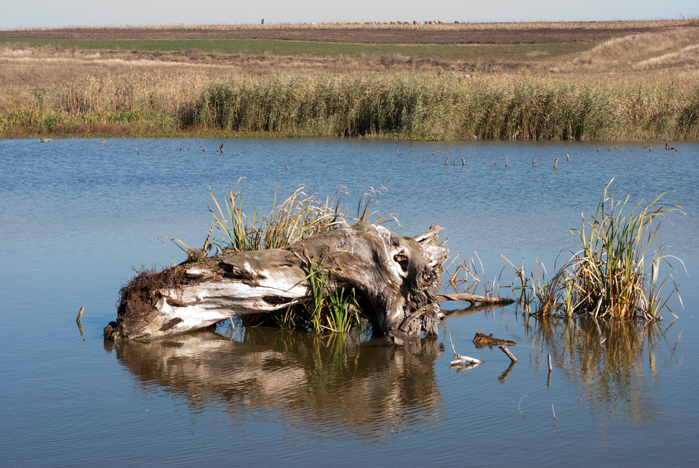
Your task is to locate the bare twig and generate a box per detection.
[446,330,484,366]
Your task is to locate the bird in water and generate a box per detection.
[566,153,570,161]
[554,158,559,169]
[220,143,224,153]
[533,158,536,165]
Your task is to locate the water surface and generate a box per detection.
[1,138,697,466]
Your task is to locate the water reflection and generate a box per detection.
[107,328,445,443]
[523,317,682,424]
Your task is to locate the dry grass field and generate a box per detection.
[1,20,698,140]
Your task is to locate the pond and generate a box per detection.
[0,138,697,467]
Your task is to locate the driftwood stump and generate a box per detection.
[472,332,517,348]
[105,222,451,342]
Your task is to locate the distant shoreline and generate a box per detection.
[2,20,697,142]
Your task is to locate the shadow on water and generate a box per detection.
[106,327,446,444]
[521,316,683,424]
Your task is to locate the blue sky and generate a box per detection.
[1,0,697,29]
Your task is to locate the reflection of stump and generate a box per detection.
[106,223,449,342]
[109,329,445,441]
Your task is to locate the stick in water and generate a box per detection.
[548,354,553,372]
[500,345,518,363]
[552,404,557,420]
[447,330,484,365]
[76,307,84,323]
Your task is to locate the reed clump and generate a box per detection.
[202,182,348,254]
[245,255,363,334]
[508,181,685,321]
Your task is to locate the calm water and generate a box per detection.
[0,138,697,467]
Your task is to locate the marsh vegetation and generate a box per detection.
[2,71,698,140]
[505,181,685,321]
[1,21,698,140]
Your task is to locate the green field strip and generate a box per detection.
[0,38,594,61]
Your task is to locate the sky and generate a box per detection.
[1,0,698,29]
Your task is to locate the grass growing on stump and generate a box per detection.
[239,252,363,333]
[207,181,348,253]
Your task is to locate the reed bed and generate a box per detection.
[4,72,698,140]
[507,181,685,321]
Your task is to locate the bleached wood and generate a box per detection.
[106,222,449,341]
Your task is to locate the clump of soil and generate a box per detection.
[104,264,197,339]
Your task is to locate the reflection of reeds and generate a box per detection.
[523,316,680,423]
[506,180,685,321]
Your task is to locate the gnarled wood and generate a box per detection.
[105,222,450,341]
[473,332,517,347]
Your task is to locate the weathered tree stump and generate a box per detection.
[105,222,514,342]
[105,222,452,342]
